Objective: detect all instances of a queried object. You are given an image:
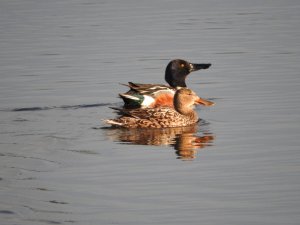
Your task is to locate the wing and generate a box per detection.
[125,107,177,120]
[126,82,175,96]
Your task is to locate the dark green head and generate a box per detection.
[165,59,211,88]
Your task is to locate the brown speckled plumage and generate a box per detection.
[105,88,214,128]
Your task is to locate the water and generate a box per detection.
[1,0,300,224]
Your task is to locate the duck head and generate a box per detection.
[165,59,211,88]
[174,88,214,115]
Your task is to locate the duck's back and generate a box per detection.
[107,107,198,128]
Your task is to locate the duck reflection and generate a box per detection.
[104,122,214,160]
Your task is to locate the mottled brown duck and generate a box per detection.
[105,88,214,128]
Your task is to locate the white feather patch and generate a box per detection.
[105,119,122,126]
[120,94,140,101]
[141,95,155,107]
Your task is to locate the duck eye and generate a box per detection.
[180,63,185,68]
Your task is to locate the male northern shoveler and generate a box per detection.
[119,59,211,108]
[106,88,214,128]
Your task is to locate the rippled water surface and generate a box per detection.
[1,0,300,224]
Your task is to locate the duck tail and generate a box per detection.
[119,93,140,101]
[104,119,123,126]
[118,92,145,108]
[119,82,140,91]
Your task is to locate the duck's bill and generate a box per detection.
[195,97,215,106]
[189,63,211,72]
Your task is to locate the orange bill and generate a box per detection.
[195,97,215,106]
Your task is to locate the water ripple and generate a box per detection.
[0,210,15,215]
[1,152,61,165]
[2,103,111,112]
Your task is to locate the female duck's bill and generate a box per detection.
[106,88,214,129]
[119,59,211,109]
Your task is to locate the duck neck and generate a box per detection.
[175,102,198,121]
[166,75,187,88]
[165,67,187,88]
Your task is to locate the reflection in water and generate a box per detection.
[104,121,214,160]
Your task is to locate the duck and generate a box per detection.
[105,88,214,128]
[119,59,211,108]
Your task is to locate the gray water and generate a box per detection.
[1,0,300,224]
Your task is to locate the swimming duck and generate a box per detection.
[120,59,211,108]
[106,88,214,128]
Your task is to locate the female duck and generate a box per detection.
[120,59,211,108]
[106,88,214,128]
